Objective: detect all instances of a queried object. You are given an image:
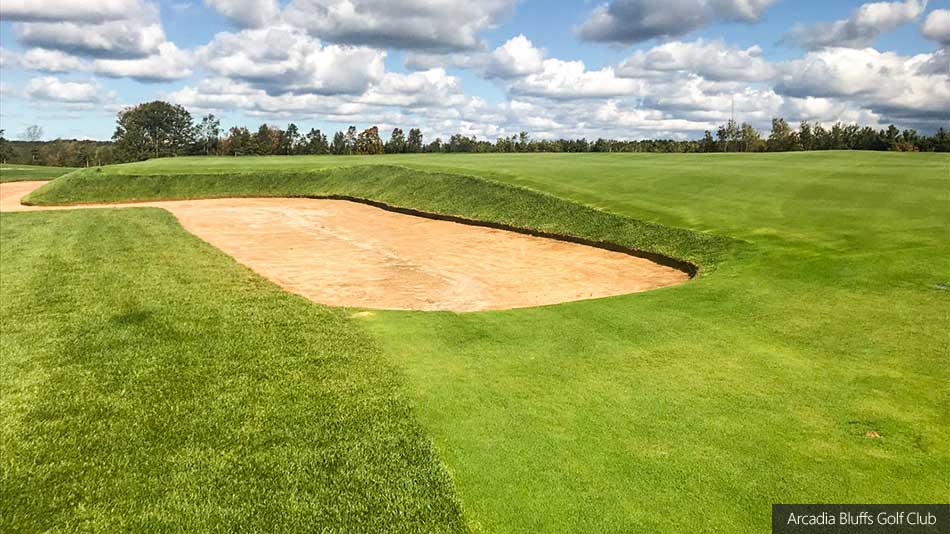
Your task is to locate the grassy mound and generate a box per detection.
[25,165,740,271]
[0,209,468,533]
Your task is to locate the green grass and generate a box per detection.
[7,151,950,532]
[0,209,467,533]
[0,163,77,182]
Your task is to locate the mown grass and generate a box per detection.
[0,209,468,533]
[0,163,77,182]
[9,151,950,532]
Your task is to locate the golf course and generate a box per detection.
[1,151,947,532]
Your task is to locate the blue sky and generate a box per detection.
[1,0,948,141]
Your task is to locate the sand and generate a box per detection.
[0,181,688,311]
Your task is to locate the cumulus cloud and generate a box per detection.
[284,0,517,51]
[19,48,90,72]
[508,59,641,100]
[94,42,194,82]
[775,47,950,121]
[0,0,145,23]
[11,0,167,60]
[205,0,280,28]
[921,9,950,45]
[578,0,776,45]
[783,0,928,50]
[24,76,111,103]
[618,39,775,81]
[483,35,546,79]
[360,69,469,108]
[198,25,385,96]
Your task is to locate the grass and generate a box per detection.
[6,151,950,532]
[0,209,467,533]
[0,163,77,182]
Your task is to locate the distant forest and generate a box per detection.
[2,100,948,167]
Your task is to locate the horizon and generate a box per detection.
[1,0,948,142]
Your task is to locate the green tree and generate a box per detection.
[799,121,814,151]
[767,118,795,152]
[305,129,329,154]
[113,101,194,161]
[386,128,405,154]
[344,126,357,154]
[406,128,423,153]
[224,126,253,155]
[0,130,14,163]
[281,123,301,155]
[113,102,194,161]
[196,114,221,155]
[331,131,348,155]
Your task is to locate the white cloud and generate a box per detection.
[921,9,950,45]
[205,0,280,28]
[12,0,166,60]
[783,0,928,50]
[199,25,384,95]
[775,47,950,121]
[578,0,776,45]
[360,69,469,108]
[0,0,146,23]
[94,42,194,82]
[484,35,545,79]
[509,58,642,99]
[25,76,111,103]
[16,48,89,72]
[618,39,775,81]
[284,0,517,51]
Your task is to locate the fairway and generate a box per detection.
[2,152,948,532]
[0,164,77,183]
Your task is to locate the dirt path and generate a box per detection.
[1,181,688,311]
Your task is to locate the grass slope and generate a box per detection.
[11,152,950,532]
[26,164,736,270]
[0,209,467,533]
[0,163,77,182]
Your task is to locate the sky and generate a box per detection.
[0,0,948,142]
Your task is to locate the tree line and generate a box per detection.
[2,100,947,167]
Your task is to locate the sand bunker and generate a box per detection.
[1,181,688,311]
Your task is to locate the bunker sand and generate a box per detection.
[1,181,688,311]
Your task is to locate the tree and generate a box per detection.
[406,128,423,153]
[254,124,283,155]
[331,131,348,155]
[113,101,194,161]
[20,125,43,142]
[223,126,253,155]
[716,120,739,152]
[700,130,717,153]
[281,123,301,155]
[884,124,900,150]
[767,118,795,152]
[386,128,405,154]
[799,121,814,151]
[740,123,764,152]
[19,125,44,162]
[0,130,14,163]
[305,128,329,154]
[344,126,357,154]
[426,138,443,153]
[196,114,221,155]
[356,126,385,155]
